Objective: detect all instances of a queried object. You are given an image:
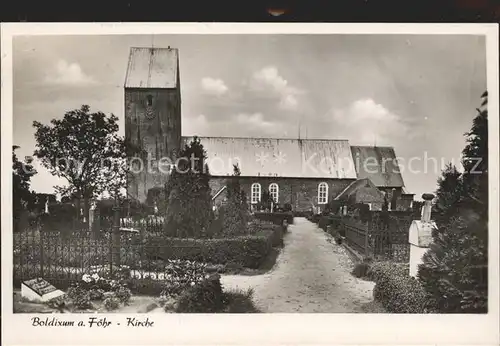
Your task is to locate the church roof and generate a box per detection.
[350,146,405,187]
[124,47,178,89]
[181,136,358,179]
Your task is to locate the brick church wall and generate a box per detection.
[209,176,354,212]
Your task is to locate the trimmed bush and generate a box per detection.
[175,274,225,313]
[294,211,313,219]
[159,260,208,298]
[223,288,260,313]
[352,261,371,278]
[318,216,330,231]
[145,232,273,268]
[309,214,321,224]
[268,225,285,247]
[248,222,285,247]
[253,212,293,226]
[367,262,432,313]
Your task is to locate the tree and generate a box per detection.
[13,145,36,231]
[164,136,213,237]
[462,90,488,218]
[434,163,463,219]
[257,190,273,211]
[32,105,136,221]
[418,91,488,313]
[411,200,424,216]
[220,164,249,236]
[382,193,389,212]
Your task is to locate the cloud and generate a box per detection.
[279,94,298,111]
[234,113,283,136]
[183,112,283,138]
[44,60,97,85]
[253,67,289,92]
[183,114,209,135]
[201,77,228,96]
[252,66,302,111]
[236,112,277,134]
[330,98,409,145]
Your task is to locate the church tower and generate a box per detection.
[124,47,182,203]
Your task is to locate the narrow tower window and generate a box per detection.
[146,95,153,107]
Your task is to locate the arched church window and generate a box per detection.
[269,183,279,203]
[251,183,261,204]
[318,182,328,204]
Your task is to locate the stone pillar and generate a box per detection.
[88,202,95,232]
[111,203,121,269]
[408,193,437,277]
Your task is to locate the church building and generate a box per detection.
[124,47,414,212]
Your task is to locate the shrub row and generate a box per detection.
[311,215,343,233]
[253,212,293,226]
[294,211,314,219]
[367,262,434,313]
[144,226,285,268]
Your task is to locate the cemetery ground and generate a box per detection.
[14,217,384,313]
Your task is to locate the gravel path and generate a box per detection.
[221,217,376,313]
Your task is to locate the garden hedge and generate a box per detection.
[253,212,293,226]
[367,262,433,313]
[145,230,276,268]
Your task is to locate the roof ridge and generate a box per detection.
[129,46,178,50]
[182,135,351,141]
[351,145,395,149]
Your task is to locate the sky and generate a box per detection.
[12,34,487,199]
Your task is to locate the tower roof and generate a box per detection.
[124,47,178,89]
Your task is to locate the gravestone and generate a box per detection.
[408,193,436,277]
[21,278,65,302]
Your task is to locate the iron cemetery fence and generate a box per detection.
[13,209,198,290]
[340,214,412,262]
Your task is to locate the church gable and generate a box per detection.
[335,178,385,204]
[181,136,358,179]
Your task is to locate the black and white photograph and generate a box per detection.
[2,23,499,345]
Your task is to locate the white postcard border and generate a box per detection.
[1,22,499,346]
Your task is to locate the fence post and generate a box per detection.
[364,221,370,258]
[40,227,45,278]
[111,203,121,275]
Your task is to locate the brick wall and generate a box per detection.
[125,88,181,203]
[209,176,354,212]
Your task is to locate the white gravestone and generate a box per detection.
[21,278,65,303]
[408,193,436,277]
